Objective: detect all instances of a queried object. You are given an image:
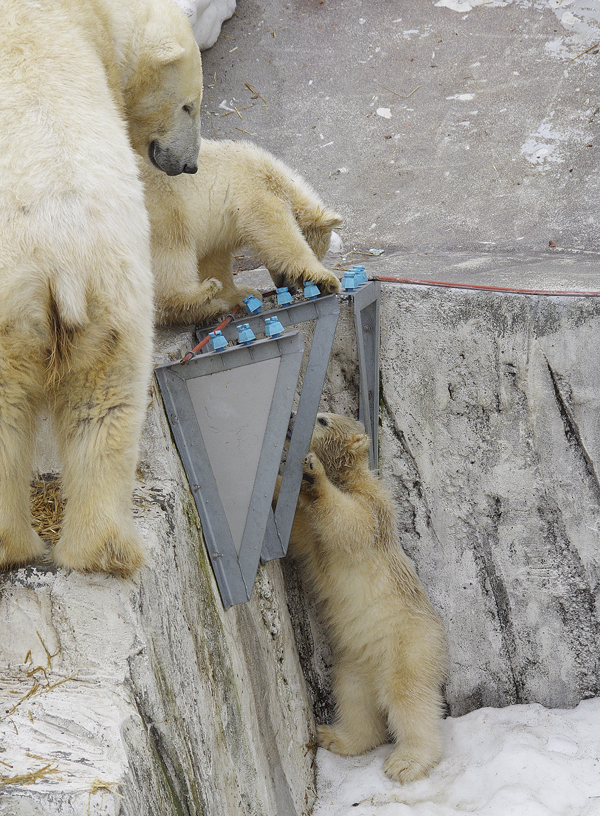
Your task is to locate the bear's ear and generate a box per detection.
[348,433,370,456]
[145,25,186,64]
[318,207,344,229]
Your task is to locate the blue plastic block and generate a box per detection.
[276,286,294,307]
[303,281,321,300]
[236,323,256,345]
[208,330,228,352]
[264,316,284,338]
[349,265,367,286]
[243,294,262,315]
[341,270,358,292]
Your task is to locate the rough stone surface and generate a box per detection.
[201,0,600,258]
[0,328,315,816]
[377,275,600,716]
[277,268,600,723]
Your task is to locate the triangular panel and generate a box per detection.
[155,332,304,608]
[187,357,281,553]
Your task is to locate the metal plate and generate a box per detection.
[155,331,304,608]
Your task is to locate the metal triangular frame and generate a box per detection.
[156,282,380,608]
[155,331,304,609]
[349,280,381,472]
[195,294,341,563]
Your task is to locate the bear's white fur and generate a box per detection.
[0,0,202,575]
[138,140,343,325]
[286,413,448,783]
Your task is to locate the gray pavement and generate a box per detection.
[200,0,600,267]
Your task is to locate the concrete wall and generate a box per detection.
[285,267,600,721]
[378,278,600,715]
[0,328,315,816]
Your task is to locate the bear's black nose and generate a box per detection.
[183,162,198,174]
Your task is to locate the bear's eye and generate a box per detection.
[318,417,328,427]
[182,104,193,115]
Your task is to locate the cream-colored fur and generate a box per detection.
[286,413,447,784]
[139,140,343,326]
[0,0,202,575]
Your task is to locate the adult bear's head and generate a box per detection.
[123,4,203,176]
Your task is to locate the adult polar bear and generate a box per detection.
[0,0,202,575]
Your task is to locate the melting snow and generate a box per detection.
[314,699,600,816]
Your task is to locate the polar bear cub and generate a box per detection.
[0,0,202,575]
[139,140,343,325]
[287,413,448,783]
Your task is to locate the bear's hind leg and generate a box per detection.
[382,673,444,784]
[51,350,149,577]
[0,358,47,569]
[318,662,386,756]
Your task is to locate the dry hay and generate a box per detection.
[30,475,64,545]
[0,763,61,788]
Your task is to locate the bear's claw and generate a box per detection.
[383,746,439,784]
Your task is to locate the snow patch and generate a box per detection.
[561,10,579,26]
[521,122,571,165]
[521,141,557,163]
[327,231,344,255]
[314,700,600,816]
[435,0,507,10]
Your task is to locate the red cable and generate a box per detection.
[180,307,240,364]
[372,275,600,298]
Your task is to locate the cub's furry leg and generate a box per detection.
[155,276,225,326]
[194,250,264,318]
[318,661,386,756]
[382,666,445,783]
[241,198,341,295]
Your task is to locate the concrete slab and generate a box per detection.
[201,0,600,259]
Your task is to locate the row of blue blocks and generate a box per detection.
[243,281,322,316]
[207,315,286,352]
[209,270,369,351]
[341,265,368,292]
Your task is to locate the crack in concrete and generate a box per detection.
[380,393,438,540]
[471,496,523,705]
[545,357,600,504]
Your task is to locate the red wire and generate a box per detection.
[180,306,240,364]
[372,275,600,298]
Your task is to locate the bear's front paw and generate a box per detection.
[383,745,440,784]
[317,271,341,295]
[0,528,49,571]
[301,451,325,492]
[303,269,340,296]
[231,286,263,308]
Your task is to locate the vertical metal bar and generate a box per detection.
[351,281,381,472]
[261,301,340,560]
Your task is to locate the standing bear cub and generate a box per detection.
[287,413,447,784]
[0,0,202,575]
[139,139,343,326]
